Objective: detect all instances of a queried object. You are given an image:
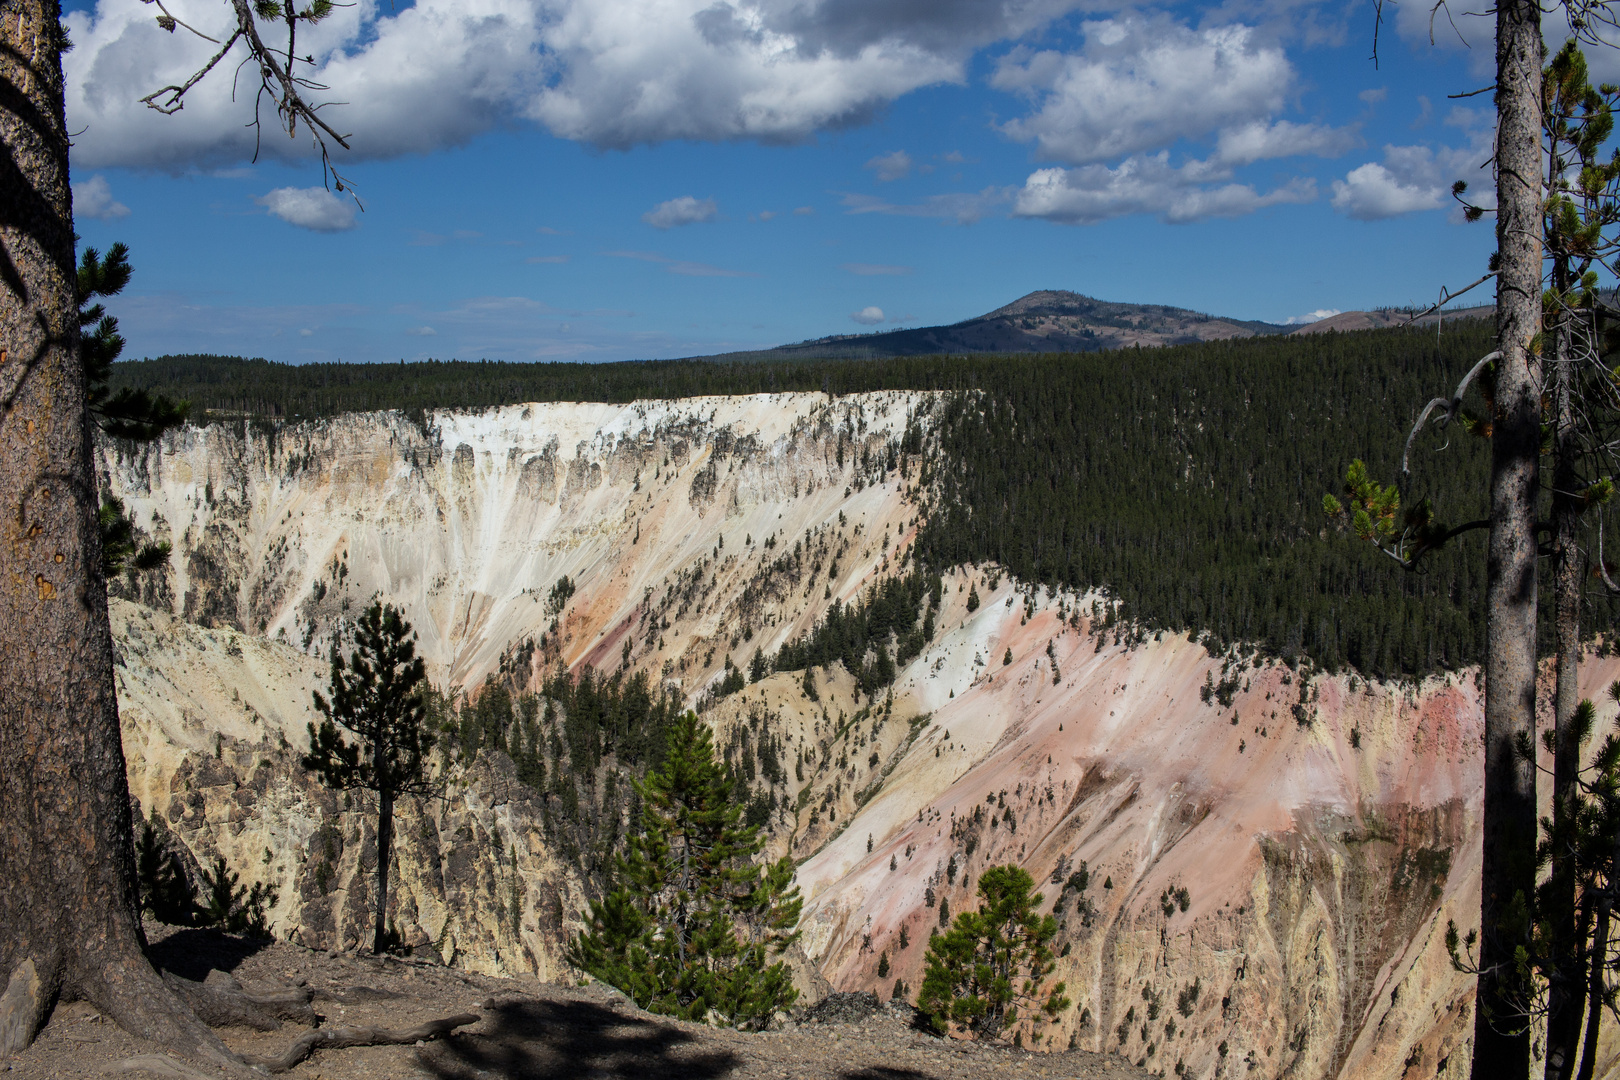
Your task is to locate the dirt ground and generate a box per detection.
[3,926,1149,1080]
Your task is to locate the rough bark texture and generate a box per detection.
[1544,313,1585,1080]
[0,0,235,1067]
[1475,0,1543,1074]
[373,791,394,955]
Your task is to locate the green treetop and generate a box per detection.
[569,710,801,1028]
[918,864,1069,1044]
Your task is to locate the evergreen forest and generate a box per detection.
[108,320,1612,679]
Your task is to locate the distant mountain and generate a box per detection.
[1288,304,1494,335]
[732,290,1291,359]
[692,290,1502,362]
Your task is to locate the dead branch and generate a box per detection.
[139,0,357,196]
[245,1012,480,1074]
[140,30,243,115]
[1402,350,1502,475]
[1404,271,1497,326]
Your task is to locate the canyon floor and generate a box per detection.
[5,926,1147,1080]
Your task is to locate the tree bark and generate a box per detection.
[1544,306,1587,1080]
[1473,0,1543,1075]
[373,791,394,954]
[0,0,235,1067]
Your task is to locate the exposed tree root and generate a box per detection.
[244,1013,481,1074]
[161,970,318,1031]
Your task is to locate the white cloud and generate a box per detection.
[851,306,885,325]
[865,150,912,181]
[62,0,986,167]
[256,187,358,232]
[1012,154,1315,225]
[1281,308,1341,325]
[840,187,1007,225]
[299,328,315,337]
[1214,119,1357,167]
[407,326,438,336]
[525,255,570,263]
[994,20,1310,166]
[1359,87,1387,104]
[643,196,719,229]
[1329,123,1490,220]
[73,174,129,219]
[1330,162,1442,219]
[793,206,816,216]
[842,263,913,275]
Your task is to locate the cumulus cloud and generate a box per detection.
[793,206,816,215]
[526,255,570,263]
[842,263,913,275]
[1213,119,1357,167]
[1330,119,1490,220]
[407,326,438,335]
[865,150,912,181]
[643,196,719,229]
[851,306,885,325]
[994,20,1303,166]
[256,187,358,232]
[73,174,130,219]
[63,0,989,168]
[1330,162,1442,219]
[1012,154,1315,225]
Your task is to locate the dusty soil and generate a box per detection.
[5,926,1148,1080]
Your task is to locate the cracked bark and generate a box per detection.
[1473,0,1542,1074]
[0,0,238,1069]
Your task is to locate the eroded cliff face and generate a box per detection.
[98,394,1617,1079]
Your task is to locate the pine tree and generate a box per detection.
[77,244,188,579]
[918,865,1068,1043]
[304,601,438,954]
[569,711,801,1028]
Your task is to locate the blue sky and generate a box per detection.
[62,0,1567,364]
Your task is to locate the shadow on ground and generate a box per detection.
[145,927,271,981]
[418,997,740,1080]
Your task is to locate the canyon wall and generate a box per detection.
[99,394,1619,1079]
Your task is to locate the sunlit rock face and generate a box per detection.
[99,393,1620,1079]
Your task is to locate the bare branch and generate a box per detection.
[1402,350,1502,475]
[140,30,243,115]
[150,1,221,43]
[1404,271,1498,324]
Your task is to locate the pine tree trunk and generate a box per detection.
[373,792,394,954]
[1544,308,1587,1080]
[1474,0,1543,1074]
[0,2,234,1066]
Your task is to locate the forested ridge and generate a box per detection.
[110,322,1608,679]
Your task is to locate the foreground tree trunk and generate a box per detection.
[0,0,234,1066]
[1474,0,1543,1074]
[1544,311,1586,1080]
[373,792,394,954]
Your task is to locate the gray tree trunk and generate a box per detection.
[1474,0,1543,1074]
[1544,305,1586,1080]
[0,0,235,1066]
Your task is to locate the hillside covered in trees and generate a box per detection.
[110,322,1604,679]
